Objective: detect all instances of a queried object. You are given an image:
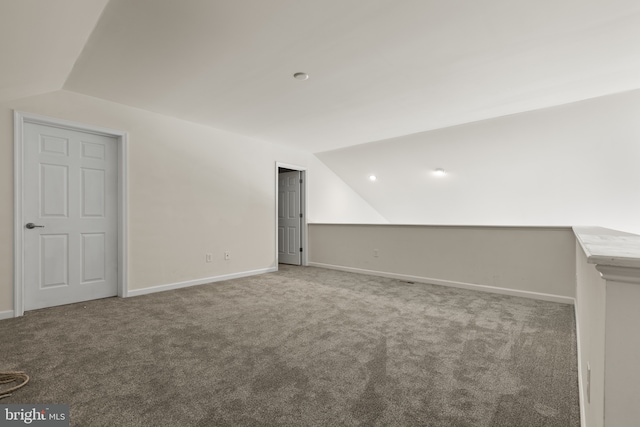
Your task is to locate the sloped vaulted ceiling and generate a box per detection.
[0,0,109,102]
[63,0,640,152]
[3,0,640,153]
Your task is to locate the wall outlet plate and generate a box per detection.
[587,362,591,404]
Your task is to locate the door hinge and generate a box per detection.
[299,179,303,184]
[299,213,303,218]
[300,247,303,252]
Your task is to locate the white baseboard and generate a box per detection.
[308,262,575,305]
[574,300,587,427]
[126,267,277,298]
[0,310,15,320]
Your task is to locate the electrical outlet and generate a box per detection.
[587,363,591,404]
[373,249,379,257]
[205,253,212,263]
[224,251,230,260]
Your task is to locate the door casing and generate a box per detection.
[278,169,301,265]
[13,111,129,317]
[275,162,307,267]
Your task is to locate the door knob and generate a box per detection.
[25,223,44,229]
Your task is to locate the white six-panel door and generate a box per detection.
[278,170,301,265]
[23,122,118,310]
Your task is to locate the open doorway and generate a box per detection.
[276,163,306,266]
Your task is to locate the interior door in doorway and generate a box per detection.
[23,122,118,310]
[278,170,301,265]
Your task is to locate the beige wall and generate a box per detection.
[0,90,384,314]
[308,224,576,300]
[575,241,606,427]
[602,277,640,427]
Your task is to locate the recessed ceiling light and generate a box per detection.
[434,168,446,176]
[369,175,377,181]
[293,72,309,80]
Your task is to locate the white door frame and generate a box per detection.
[275,162,307,267]
[13,111,129,317]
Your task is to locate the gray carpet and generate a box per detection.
[0,265,579,426]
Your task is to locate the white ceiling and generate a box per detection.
[4,0,640,153]
[0,0,108,102]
